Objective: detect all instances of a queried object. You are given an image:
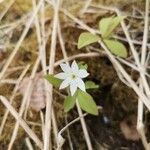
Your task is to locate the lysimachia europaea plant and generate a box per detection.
[78,16,128,58]
[45,61,99,115]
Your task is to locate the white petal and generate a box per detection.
[70,83,77,96]
[77,69,89,78]
[60,63,71,73]
[59,78,71,89]
[71,61,78,73]
[76,78,86,92]
[54,72,68,79]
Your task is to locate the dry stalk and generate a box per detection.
[25,137,34,150]
[57,11,93,150]
[44,0,60,150]
[0,79,18,84]
[137,0,150,149]
[57,19,74,150]
[76,100,93,150]
[0,0,44,80]
[116,9,150,101]
[54,52,100,67]
[80,0,92,15]
[33,1,59,148]
[0,96,43,149]
[8,58,40,150]
[0,64,30,136]
[0,0,15,21]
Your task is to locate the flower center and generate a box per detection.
[71,74,76,79]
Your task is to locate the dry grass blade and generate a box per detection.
[44,0,60,150]
[8,58,40,150]
[76,101,93,150]
[0,96,43,149]
[116,9,150,100]
[137,0,150,149]
[0,64,30,136]
[25,137,34,150]
[33,0,59,148]
[0,0,15,21]
[0,0,43,80]
[54,52,100,67]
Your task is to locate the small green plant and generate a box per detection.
[45,60,99,115]
[78,16,128,58]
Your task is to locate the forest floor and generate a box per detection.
[0,0,149,150]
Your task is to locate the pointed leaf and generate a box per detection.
[85,81,99,89]
[78,61,88,70]
[64,95,76,112]
[104,39,128,58]
[44,74,62,87]
[78,32,100,49]
[99,17,113,38]
[99,16,126,38]
[77,90,98,115]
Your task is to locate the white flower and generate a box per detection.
[55,61,89,96]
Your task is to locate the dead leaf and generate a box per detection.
[19,72,46,112]
[120,115,140,141]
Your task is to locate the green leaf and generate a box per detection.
[44,74,62,87]
[77,90,98,115]
[64,95,76,112]
[78,32,100,49]
[99,16,126,38]
[104,39,127,58]
[99,17,113,38]
[85,81,99,89]
[78,61,88,70]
